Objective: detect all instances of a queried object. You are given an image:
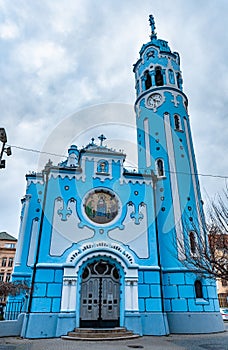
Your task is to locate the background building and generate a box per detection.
[0,231,17,303]
[9,16,224,338]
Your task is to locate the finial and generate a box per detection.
[98,134,106,147]
[91,137,95,145]
[149,15,157,40]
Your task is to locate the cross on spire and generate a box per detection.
[98,134,106,146]
[149,15,157,40]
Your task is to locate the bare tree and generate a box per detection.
[0,280,29,299]
[176,186,228,281]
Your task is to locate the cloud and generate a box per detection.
[0,0,227,237]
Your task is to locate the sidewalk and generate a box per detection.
[0,328,227,350]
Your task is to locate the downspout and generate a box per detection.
[151,171,169,335]
[24,162,51,335]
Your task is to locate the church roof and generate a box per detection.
[81,135,126,157]
[0,231,17,241]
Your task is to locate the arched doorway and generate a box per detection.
[80,259,120,328]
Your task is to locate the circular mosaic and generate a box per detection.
[84,190,119,224]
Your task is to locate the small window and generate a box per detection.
[1,257,7,267]
[8,258,13,267]
[176,72,182,89]
[174,115,181,131]
[97,160,109,173]
[155,67,164,86]
[156,159,165,177]
[5,273,11,282]
[168,69,175,84]
[189,231,197,255]
[145,70,152,90]
[195,280,203,299]
[0,273,4,282]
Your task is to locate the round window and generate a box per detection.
[84,190,119,224]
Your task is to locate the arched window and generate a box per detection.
[194,280,203,299]
[174,114,181,131]
[97,160,109,173]
[155,67,164,86]
[168,69,175,84]
[176,72,182,89]
[156,159,164,177]
[145,70,152,90]
[189,231,196,255]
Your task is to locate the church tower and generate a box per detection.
[133,15,223,332]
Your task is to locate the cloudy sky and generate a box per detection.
[0,0,227,238]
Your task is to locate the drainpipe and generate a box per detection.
[151,171,169,334]
[27,162,51,315]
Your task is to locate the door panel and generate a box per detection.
[80,260,120,328]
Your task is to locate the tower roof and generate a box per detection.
[140,15,171,54]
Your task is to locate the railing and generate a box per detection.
[2,299,25,320]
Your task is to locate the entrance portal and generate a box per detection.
[80,260,120,328]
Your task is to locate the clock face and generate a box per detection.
[147,93,162,108]
[84,190,119,224]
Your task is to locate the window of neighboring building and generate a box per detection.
[0,273,4,282]
[5,273,11,282]
[1,257,7,267]
[195,280,203,298]
[155,67,164,86]
[4,243,16,248]
[8,257,13,267]
[222,279,228,287]
[156,159,165,177]
[145,70,152,90]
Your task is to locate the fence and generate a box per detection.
[2,299,25,320]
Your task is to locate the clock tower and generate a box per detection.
[133,15,223,332]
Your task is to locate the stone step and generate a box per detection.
[73,327,129,333]
[62,327,140,341]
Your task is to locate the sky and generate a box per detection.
[0,0,227,238]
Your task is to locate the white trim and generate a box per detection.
[164,113,185,260]
[144,118,151,167]
[60,250,139,314]
[184,118,205,243]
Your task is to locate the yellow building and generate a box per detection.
[0,231,17,303]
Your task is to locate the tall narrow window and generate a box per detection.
[145,71,152,90]
[155,67,164,86]
[1,257,7,267]
[174,114,181,131]
[8,257,14,267]
[5,273,11,282]
[156,159,164,177]
[195,280,203,298]
[189,231,196,255]
[176,72,182,89]
[168,69,175,84]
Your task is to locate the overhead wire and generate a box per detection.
[7,143,228,180]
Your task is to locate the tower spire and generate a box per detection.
[149,14,157,40]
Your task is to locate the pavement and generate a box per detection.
[0,323,227,350]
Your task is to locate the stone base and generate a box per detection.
[167,312,225,333]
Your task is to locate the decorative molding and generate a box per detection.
[67,241,135,266]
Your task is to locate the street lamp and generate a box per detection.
[0,128,12,169]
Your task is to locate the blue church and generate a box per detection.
[11,15,224,337]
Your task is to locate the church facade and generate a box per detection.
[11,16,224,338]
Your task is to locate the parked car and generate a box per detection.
[220,308,228,321]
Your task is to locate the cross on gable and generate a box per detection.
[98,134,106,146]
